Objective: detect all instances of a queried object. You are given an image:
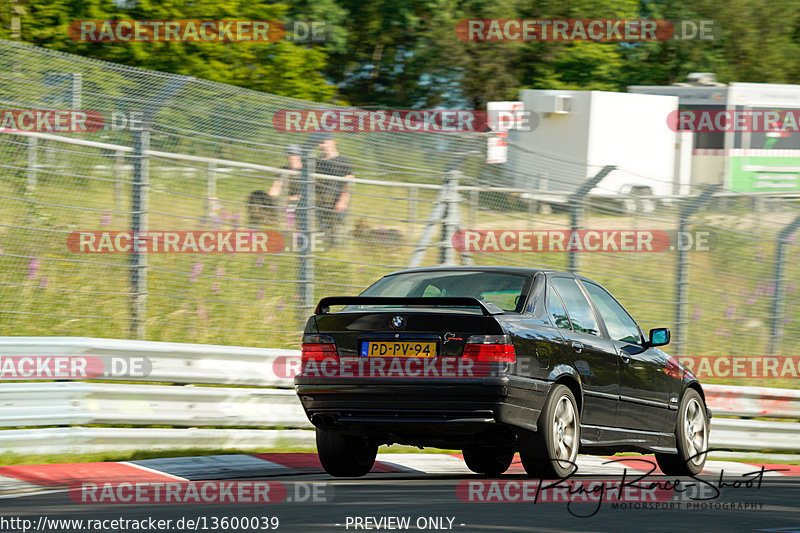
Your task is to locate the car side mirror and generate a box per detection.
[648,328,670,347]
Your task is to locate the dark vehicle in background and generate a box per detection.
[294,267,710,478]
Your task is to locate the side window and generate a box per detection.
[583,282,643,344]
[550,277,600,336]
[548,285,572,330]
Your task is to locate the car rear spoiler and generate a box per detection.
[314,296,505,316]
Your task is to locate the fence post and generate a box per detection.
[297,146,316,326]
[204,162,217,219]
[769,214,800,354]
[567,166,615,274]
[114,150,124,214]
[128,75,191,340]
[673,185,721,357]
[408,187,417,222]
[469,188,478,229]
[440,171,461,265]
[130,127,149,340]
[26,136,37,194]
[408,180,449,268]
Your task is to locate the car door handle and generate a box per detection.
[620,353,631,364]
[571,341,583,353]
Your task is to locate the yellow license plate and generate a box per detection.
[361,341,436,358]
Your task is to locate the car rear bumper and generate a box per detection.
[294,376,546,445]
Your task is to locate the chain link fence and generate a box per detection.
[1,39,799,387]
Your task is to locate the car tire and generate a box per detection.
[655,388,709,476]
[316,427,377,477]
[519,384,580,479]
[462,446,515,476]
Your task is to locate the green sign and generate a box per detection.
[730,155,800,192]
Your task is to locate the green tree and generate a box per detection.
[0,0,336,102]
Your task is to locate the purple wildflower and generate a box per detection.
[189,262,203,282]
[27,258,40,279]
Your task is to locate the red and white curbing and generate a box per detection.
[0,453,797,496]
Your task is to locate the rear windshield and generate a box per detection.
[357,270,532,313]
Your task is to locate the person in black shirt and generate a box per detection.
[315,134,353,246]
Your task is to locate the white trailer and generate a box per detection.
[505,89,687,209]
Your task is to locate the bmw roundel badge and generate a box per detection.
[391,315,405,329]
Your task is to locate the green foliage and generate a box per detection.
[0,0,336,102]
[4,0,800,106]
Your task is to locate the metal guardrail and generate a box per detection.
[0,336,294,387]
[0,427,315,455]
[0,337,797,453]
[0,382,309,428]
[703,384,800,420]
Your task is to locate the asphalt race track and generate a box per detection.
[0,454,798,533]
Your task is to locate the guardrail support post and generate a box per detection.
[567,166,615,274]
[297,145,316,326]
[769,214,800,354]
[674,185,721,357]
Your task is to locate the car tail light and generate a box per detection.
[462,335,515,362]
[302,334,339,362]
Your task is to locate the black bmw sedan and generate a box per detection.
[295,266,710,479]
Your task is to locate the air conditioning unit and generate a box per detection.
[528,93,572,115]
[672,72,726,87]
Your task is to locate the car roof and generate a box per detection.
[385,265,579,278]
[383,266,603,286]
